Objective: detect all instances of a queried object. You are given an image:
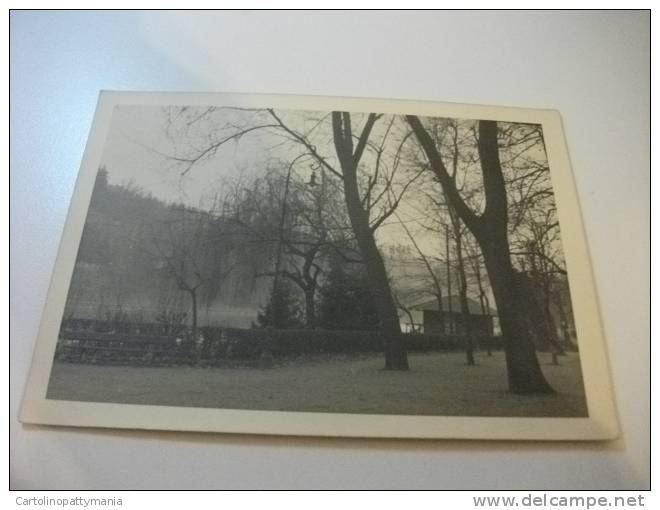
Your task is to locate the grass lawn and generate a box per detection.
[46,351,588,417]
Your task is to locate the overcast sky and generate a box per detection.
[102,105,253,208]
[97,104,562,278]
[99,104,436,252]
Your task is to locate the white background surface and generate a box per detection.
[10,10,649,489]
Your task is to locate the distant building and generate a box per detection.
[406,296,497,337]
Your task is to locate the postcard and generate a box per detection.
[19,91,618,440]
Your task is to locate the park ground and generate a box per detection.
[46,351,588,417]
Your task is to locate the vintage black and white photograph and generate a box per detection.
[20,92,617,439]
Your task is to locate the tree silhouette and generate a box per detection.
[408,116,554,394]
[255,279,303,329]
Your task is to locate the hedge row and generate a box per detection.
[200,326,502,359]
[59,319,502,362]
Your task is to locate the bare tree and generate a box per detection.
[402,119,481,364]
[149,206,232,361]
[330,112,426,369]
[165,107,421,370]
[408,116,554,394]
[441,121,478,365]
[503,125,571,361]
[222,163,356,328]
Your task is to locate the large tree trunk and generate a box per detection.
[407,116,553,393]
[343,174,408,369]
[333,112,409,370]
[476,121,553,393]
[479,232,553,393]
